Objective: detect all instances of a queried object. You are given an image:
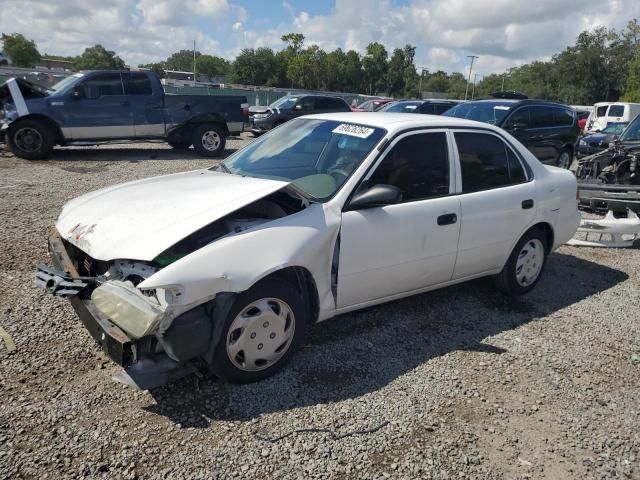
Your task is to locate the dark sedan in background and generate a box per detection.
[577,122,628,158]
[378,99,459,115]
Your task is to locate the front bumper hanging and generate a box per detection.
[567,209,640,248]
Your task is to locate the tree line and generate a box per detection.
[2,20,640,103]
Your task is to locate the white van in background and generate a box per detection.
[585,102,640,133]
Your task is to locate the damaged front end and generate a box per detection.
[34,183,311,389]
[567,209,640,248]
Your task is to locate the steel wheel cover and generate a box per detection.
[201,131,221,151]
[515,238,544,287]
[226,297,295,372]
[15,127,43,153]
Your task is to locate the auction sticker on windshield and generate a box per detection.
[332,124,375,138]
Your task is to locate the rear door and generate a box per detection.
[451,130,536,279]
[123,72,165,138]
[60,72,135,140]
[526,106,560,164]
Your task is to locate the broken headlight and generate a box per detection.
[91,280,164,339]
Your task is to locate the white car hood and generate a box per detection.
[56,170,289,261]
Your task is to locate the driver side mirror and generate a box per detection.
[294,104,303,110]
[348,184,402,210]
[510,121,527,130]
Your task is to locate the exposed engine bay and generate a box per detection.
[575,140,640,186]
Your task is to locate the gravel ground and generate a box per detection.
[0,137,639,480]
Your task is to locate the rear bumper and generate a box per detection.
[47,232,135,366]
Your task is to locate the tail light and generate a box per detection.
[241,102,249,118]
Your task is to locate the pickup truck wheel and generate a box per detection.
[192,124,226,157]
[494,227,548,296]
[556,149,572,169]
[212,280,306,383]
[167,140,191,150]
[7,119,55,160]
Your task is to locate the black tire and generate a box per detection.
[251,131,264,137]
[493,227,548,296]
[6,118,55,160]
[191,123,226,157]
[556,148,572,169]
[167,139,191,149]
[211,280,307,383]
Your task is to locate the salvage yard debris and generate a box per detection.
[567,209,640,248]
[0,323,16,353]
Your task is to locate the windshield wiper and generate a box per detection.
[216,162,231,173]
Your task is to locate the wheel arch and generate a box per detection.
[527,221,555,253]
[8,114,65,144]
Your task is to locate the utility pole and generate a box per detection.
[464,55,478,101]
[418,67,427,98]
[501,73,506,91]
[193,40,197,86]
[472,73,479,99]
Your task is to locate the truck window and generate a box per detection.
[124,73,153,95]
[77,73,123,99]
[607,105,625,117]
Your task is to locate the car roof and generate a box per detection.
[303,112,504,134]
[461,99,571,108]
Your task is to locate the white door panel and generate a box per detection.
[453,182,536,278]
[338,196,461,308]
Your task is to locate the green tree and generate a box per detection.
[623,56,640,102]
[165,49,199,72]
[73,45,125,70]
[196,54,230,78]
[138,62,166,77]
[343,50,363,92]
[362,42,388,95]
[280,33,305,55]
[1,33,40,67]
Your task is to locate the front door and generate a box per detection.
[450,130,537,279]
[337,131,461,309]
[61,72,135,140]
[122,72,165,138]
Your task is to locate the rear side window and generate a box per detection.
[368,132,450,201]
[529,106,556,128]
[124,73,153,95]
[553,108,574,126]
[455,132,526,193]
[608,105,625,117]
[77,73,123,99]
[505,107,530,129]
[298,97,315,110]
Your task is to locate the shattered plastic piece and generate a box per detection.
[567,209,640,248]
[0,325,16,353]
[632,354,640,366]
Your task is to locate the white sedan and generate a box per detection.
[35,113,580,388]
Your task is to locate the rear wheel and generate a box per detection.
[556,148,572,169]
[7,119,55,160]
[211,280,306,383]
[192,123,226,157]
[494,227,548,296]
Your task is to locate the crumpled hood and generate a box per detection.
[56,170,289,261]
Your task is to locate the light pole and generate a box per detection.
[418,67,427,98]
[464,55,478,101]
[471,73,479,100]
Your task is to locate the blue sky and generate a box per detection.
[1,0,639,76]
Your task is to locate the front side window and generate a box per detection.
[221,118,385,200]
[76,73,123,99]
[455,132,526,193]
[505,107,531,129]
[297,97,315,111]
[367,132,450,202]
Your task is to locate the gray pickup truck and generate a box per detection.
[0,70,248,159]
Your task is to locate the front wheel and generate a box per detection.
[211,280,306,383]
[192,123,226,157]
[7,119,55,160]
[494,227,548,296]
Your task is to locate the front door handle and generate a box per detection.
[437,213,457,226]
[522,199,534,209]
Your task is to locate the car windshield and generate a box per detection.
[381,101,423,113]
[620,115,640,142]
[601,123,627,135]
[48,73,84,94]
[443,101,512,125]
[219,118,386,200]
[356,100,375,111]
[270,96,298,109]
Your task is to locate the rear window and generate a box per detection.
[553,108,574,127]
[124,73,152,95]
[607,105,625,117]
[596,105,608,117]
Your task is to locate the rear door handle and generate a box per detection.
[522,199,534,209]
[437,213,457,226]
